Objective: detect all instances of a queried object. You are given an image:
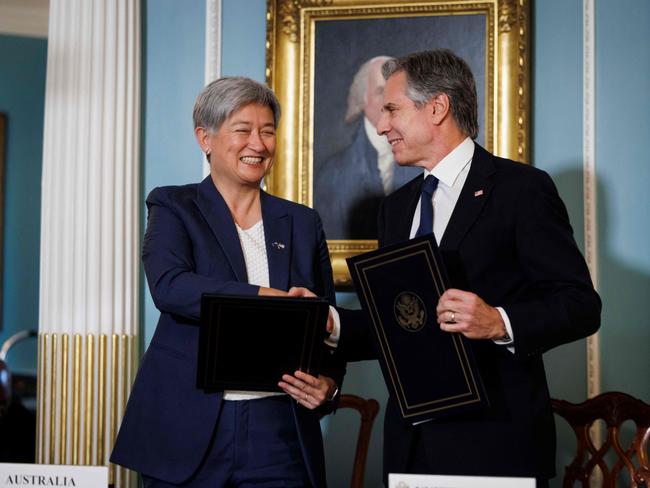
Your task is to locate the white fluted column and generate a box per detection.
[37,1,140,487]
[203,0,221,177]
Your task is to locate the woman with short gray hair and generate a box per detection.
[111,76,341,488]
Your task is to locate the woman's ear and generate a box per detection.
[194,127,211,154]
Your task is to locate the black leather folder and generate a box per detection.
[197,295,329,392]
[347,235,488,423]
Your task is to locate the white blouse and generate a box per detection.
[223,220,283,401]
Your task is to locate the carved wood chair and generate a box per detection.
[326,393,380,488]
[0,330,38,461]
[552,392,650,487]
[0,360,9,420]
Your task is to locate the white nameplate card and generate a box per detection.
[0,464,108,488]
[389,473,536,488]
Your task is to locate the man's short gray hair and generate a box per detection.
[345,56,393,124]
[193,76,281,132]
[382,49,478,139]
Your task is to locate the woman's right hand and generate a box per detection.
[258,286,288,297]
[288,287,316,298]
[288,287,334,335]
[258,288,333,336]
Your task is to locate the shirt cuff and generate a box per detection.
[324,305,341,348]
[493,306,515,354]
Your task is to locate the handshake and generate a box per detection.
[288,286,335,336]
[258,285,335,335]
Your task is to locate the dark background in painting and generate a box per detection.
[313,14,486,213]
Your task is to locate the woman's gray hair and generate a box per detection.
[382,49,479,139]
[193,76,281,132]
[345,55,393,123]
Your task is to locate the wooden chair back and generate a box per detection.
[0,360,9,419]
[552,391,650,487]
[333,394,380,488]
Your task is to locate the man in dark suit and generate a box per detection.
[332,49,601,484]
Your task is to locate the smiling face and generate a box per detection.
[375,71,438,169]
[202,103,276,189]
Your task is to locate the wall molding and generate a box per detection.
[583,0,600,401]
[203,0,222,177]
[0,0,49,38]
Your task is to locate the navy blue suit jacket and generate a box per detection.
[338,144,601,480]
[110,176,339,487]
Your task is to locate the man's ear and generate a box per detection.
[430,93,450,125]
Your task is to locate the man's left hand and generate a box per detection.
[436,288,505,340]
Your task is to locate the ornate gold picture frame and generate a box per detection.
[265,0,530,286]
[0,113,5,325]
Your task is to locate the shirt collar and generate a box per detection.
[424,137,475,187]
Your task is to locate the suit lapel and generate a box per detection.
[439,144,496,250]
[195,176,248,282]
[261,191,292,290]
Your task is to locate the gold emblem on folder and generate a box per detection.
[394,292,426,332]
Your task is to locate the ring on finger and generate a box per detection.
[450,311,456,323]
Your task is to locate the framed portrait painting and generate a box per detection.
[265,0,530,286]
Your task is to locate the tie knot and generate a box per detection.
[421,175,439,197]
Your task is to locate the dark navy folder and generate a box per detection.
[197,295,329,392]
[347,235,488,423]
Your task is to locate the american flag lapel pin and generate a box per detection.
[474,189,484,197]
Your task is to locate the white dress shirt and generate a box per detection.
[330,137,514,351]
[409,138,514,351]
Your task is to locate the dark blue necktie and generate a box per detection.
[414,175,439,238]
